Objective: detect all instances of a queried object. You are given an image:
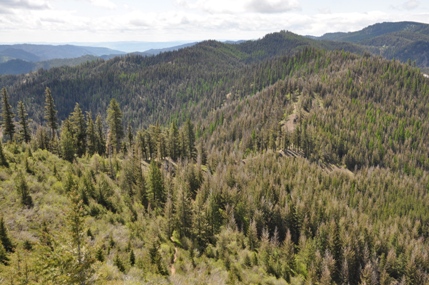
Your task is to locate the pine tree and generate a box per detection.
[0,141,8,167]
[86,112,96,156]
[68,191,94,284]
[182,119,197,161]
[69,103,86,157]
[146,160,165,211]
[174,180,193,237]
[44,87,58,140]
[247,219,259,251]
[17,101,31,143]
[106,99,123,152]
[1,88,15,141]
[60,119,76,162]
[168,121,180,160]
[114,254,125,272]
[129,249,135,266]
[0,242,8,265]
[0,216,14,253]
[16,172,33,208]
[127,123,133,149]
[95,114,105,155]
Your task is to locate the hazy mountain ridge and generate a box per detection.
[0,44,124,75]
[0,44,125,61]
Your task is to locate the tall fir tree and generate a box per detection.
[106,99,123,152]
[68,191,94,284]
[60,119,77,162]
[0,216,13,266]
[17,101,31,143]
[0,216,13,252]
[86,112,96,156]
[168,121,180,161]
[69,103,87,157]
[0,242,8,265]
[95,114,105,155]
[182,119,197,161]
[174,179,193,238]
[0,141,8,167]
[1,88,15,141]
[146,160,165,211]
[16,171,33,208]
[44,87,58,140]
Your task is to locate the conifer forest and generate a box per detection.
[1,28,429,284]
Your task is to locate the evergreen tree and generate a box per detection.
[69,103,87,157]
[146,160,165,210]
[129,249,135,266]
[0,242,8,265]
[106,99,123,152]
[1,88,15,141]
[0,216,13,253]
[0,141,8,167]
[114,254,125,272]
[182,119,197,161]
[168,121,180,161]
[68,191,94,284]
[34,126,49,150]
[127,123,133,149]
[44,87,58,140]
[174,180,193,237]
[17,101,31,143]
[95,114,105,155]
[60,119,76,162]
[16,172,33,208]
[86,112,96,156]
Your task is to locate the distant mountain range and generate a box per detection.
[0,44,124,62]
[1,21,429,75]
[0,44,125,75]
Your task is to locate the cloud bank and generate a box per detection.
[1,0,429,43]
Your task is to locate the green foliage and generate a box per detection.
[17,101,31,143]
[0,217,13,253]
[44,87,58,140]
[107,98,123,153]
[0,242,8,265]
[0,141,8,167]
[16,171,33,208]
[3,32,429,284]
[1,88,15,141]
[60,119,76,162]
[146,160,165,211]
[69,103,87,157]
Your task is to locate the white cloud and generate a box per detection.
[90,0,117,9]
[402,0,420,10]
[176,0,299,14]
[247,0,300,14]
[1,0,429,44]
[0,0,50,12]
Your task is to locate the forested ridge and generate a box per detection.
[1,30,429,284]
[0,31,365,128]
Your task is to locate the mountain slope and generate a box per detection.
[1,43,429,284]
[318,21,429,68]
[0,31,370,128]
[319,21,429,42]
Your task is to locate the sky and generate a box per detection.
[1,0,429,47]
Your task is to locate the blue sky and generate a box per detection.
[1,0,428,44]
